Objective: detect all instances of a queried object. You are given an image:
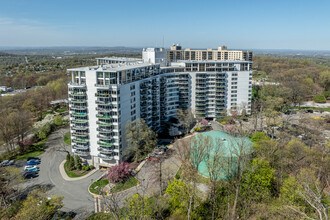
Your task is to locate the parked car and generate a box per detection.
[22,171,38,179]
[24,165,39,171]
[7,160,14,166]
[24,167,39,172]
[0,160,14,167]
[306,109,314,113]
[27,160,40,166]
[0,160,9,167]
[27,157,40,162]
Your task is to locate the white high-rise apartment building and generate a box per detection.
[67,45,252,167]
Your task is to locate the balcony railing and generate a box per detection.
[97,128,112,133]
[74,150,89,157]
[98,141,113,147]
[97,121,112,126]
[97,147,115,154]
[72,145,89,150]
[72,138,89,143]
[70,106,87,110]
[96,114,112,119]
[71,125,88,130]
[98,154,114,160]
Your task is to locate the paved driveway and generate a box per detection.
[20,128,104,212]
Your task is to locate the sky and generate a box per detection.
[0,0,330,50]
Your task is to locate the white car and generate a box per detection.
[24,165,39,171]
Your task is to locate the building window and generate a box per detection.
[232,78,237,81]
[232,82,237,85]
[231,94,237,97]
[231,90,237,93]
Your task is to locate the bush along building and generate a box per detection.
[67,45,252,167]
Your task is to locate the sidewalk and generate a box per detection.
[59,160,98,181]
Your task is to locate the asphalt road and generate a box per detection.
[20,128,104,213]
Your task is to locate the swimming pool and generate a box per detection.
[192,131,252,179]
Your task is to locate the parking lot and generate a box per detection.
[12,128,104,214]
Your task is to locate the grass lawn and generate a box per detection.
[64,132,71,145]
[14,151,44,161]
[13,142,45,161]
[294,106,330,112]
[64,161,88,178]
[89,179,109,194]
[111,177,138,193]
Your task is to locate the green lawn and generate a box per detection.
[14,151,44,161]
[89,179,109,194]
[64,132,71,145]
[64,161,87,178]
[111,177,138,193]
[294,106,330,112]
[13,142,45,161]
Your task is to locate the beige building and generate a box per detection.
[167,44,253,63]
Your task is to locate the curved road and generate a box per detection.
[21,128,104,212]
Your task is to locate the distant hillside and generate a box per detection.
[0,46,142,56]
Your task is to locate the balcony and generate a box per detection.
[97,134,112,140]
[97,128,112,133]
[71,119,88,124]
[97,121,112,126]
[70,99,87,104]
[72,138,89,144]
[70,105,87,111]
[96,114,112,119]
[74,150,89,157]
[71,125,88,130]
[98,141,113,147]
[72,112,87,117]
[70,92,86,97]
[95,100,111,105]
[72,145,89,150]
[68,83,86,88]
[95,93,111,98]
[72,132,89,137]
[98,154,114,160]
[97,147,115,154]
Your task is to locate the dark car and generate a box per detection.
[27,157,40,161]
[306,109,314,113]
[22,171,38,179]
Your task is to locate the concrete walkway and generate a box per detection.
[59,160,99,181]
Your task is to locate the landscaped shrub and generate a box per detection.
[313,94,326,103]
[194,127,201,131]
[322,91,329,99]
[89,165,95,170]
[107,162,131,183]
[54,115,64,126]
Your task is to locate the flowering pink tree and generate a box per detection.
[201,119,209,126]
[107,162,131,183]
[224,124,237,134]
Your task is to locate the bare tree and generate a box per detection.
[177,108,196,134]
[225,135,252,220]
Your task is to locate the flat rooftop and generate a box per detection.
[96,56,143,62]
[67,62,156,72]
